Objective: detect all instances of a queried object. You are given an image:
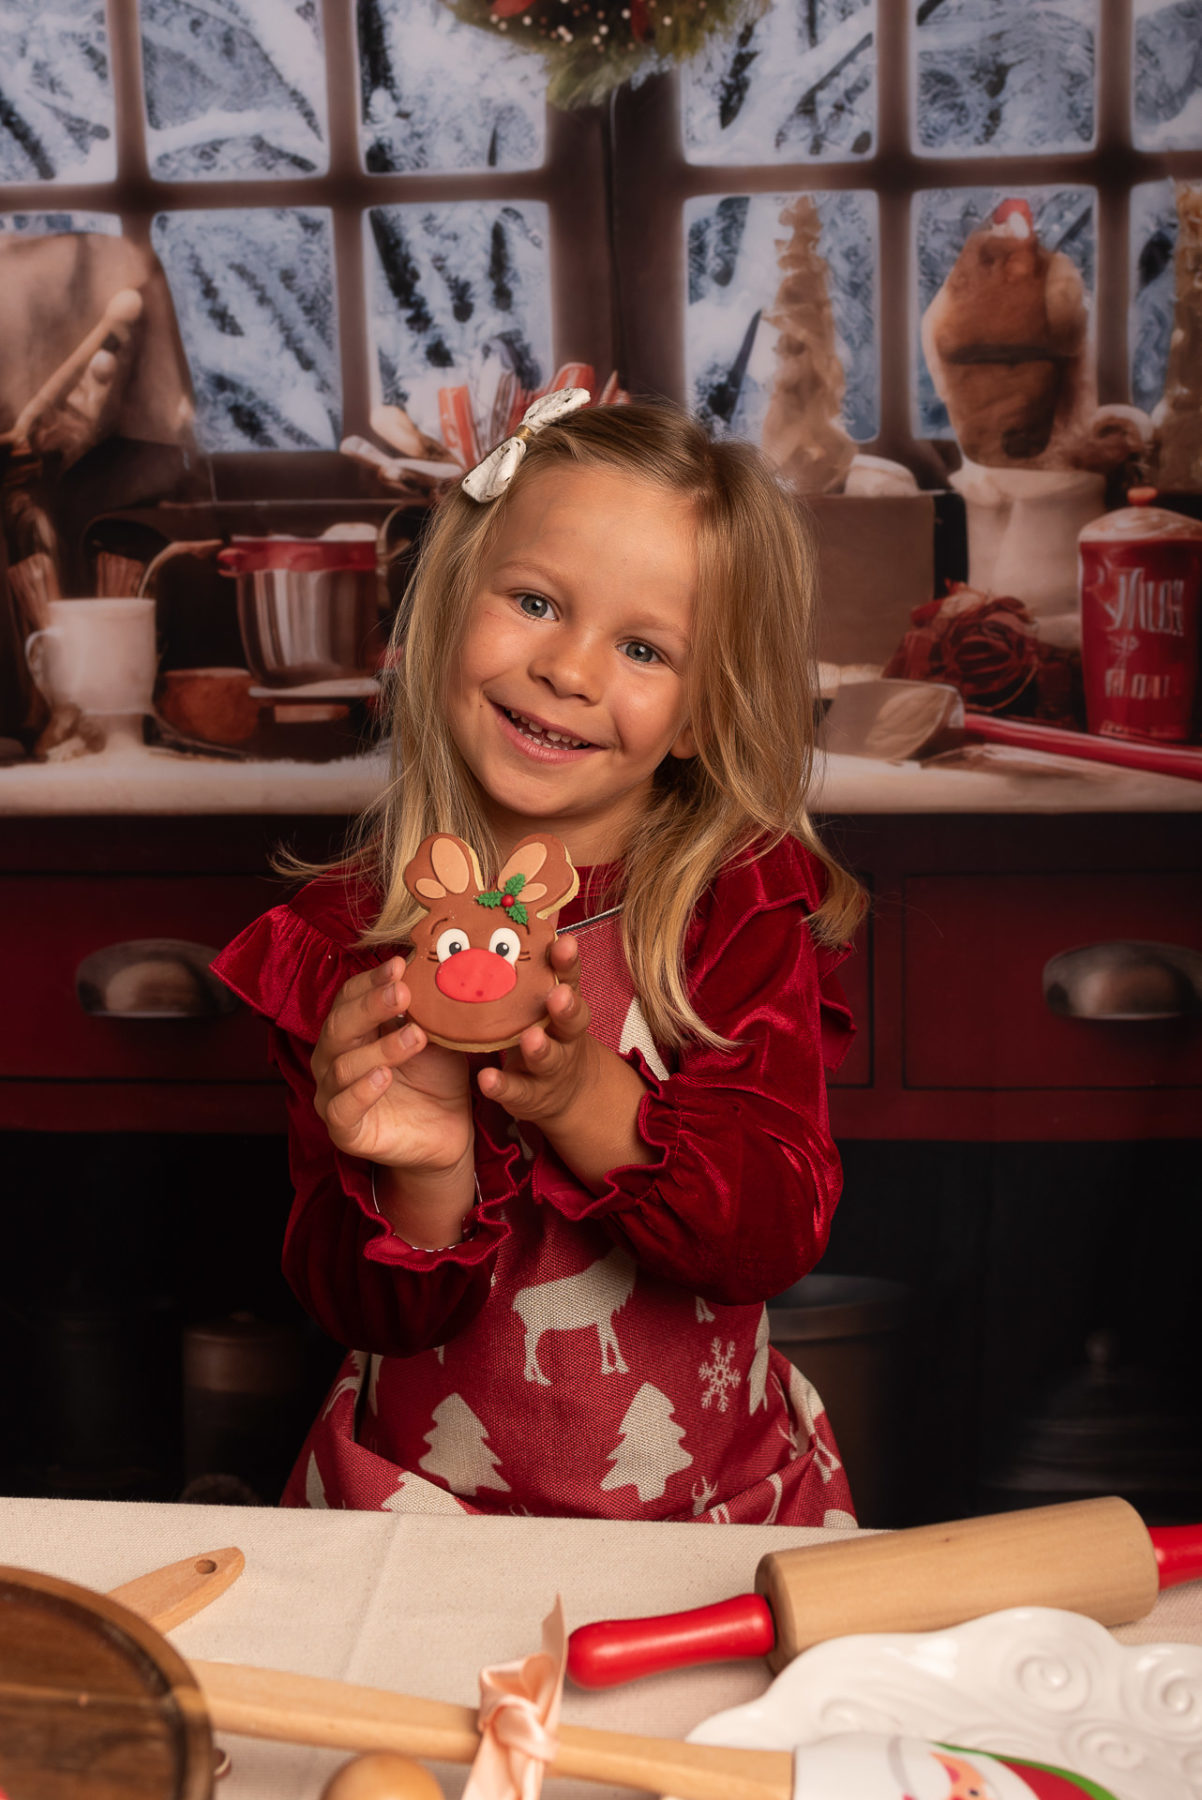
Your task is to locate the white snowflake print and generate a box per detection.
[699,1337,741,1412]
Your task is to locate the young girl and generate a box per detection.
[213,393,865,1524]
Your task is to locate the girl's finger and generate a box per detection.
[478,1063,535,1111]
[325,1023,425,1097]
[326,968,411,1049]
[323,1064,395,1139]
[549,934,581,983]
[544,980,589,1040]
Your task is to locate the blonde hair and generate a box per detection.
[322,403,864,1049]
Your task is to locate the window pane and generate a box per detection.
[0,211,120,236]
[913,0,1097,157]
[682,0,875,165]
[0,0,115,183]
[359,0,545,173]
[367,200,552,445]
[1133,0,1202,150]
[152,207,340,450]
[685,189,878,445]
[141,0,329,181]
[914,185,1095,437]
[1130,179,1178,413]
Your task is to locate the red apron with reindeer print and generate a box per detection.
[213,838,857,1525]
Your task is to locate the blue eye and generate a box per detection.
[518,593,553,618]
[622,641,659,664]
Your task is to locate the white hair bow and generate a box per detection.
[461,387,592,503]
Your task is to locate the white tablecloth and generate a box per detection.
[3,1497,1200,1799]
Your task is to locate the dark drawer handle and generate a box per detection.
[1043,941,1202,1020]
[76,939,239,1019]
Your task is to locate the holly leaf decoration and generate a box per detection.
[476,872,528,927]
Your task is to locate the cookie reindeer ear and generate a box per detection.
[403,833,486,909]
[496,835,580,919]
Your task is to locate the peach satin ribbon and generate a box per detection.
[462,1597,567,1800]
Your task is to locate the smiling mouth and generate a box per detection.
[501,706,599,750]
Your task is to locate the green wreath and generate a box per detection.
[440,0,764,110]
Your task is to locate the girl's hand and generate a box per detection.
[477,935,598,1126]
[311,957,472,1173]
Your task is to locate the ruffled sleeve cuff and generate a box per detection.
[348,1089,526,1271]
[210,898,379,1045]
[531,1049,680,1223]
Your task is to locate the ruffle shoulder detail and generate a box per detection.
[691,835,856,1072]
[210,870,386,1045]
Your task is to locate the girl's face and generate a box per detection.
[446,462,698,866]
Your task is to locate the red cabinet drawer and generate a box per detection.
[827,927,871,1088]
[2,875,279,1082]
[903,873,1202,1090]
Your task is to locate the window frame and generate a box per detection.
[609,0,1202,471]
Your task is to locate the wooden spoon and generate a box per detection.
[109,1547,245,1634]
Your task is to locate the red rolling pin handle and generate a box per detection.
[1149,1524,1202,1590]
[566,1520,1202,1690]
[566,1592,775,1689]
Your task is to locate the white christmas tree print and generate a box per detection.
[747,1305,770,1412]
[304,1451,328,1509]
[322,1349,366,1418]
[699,1337,741,1412]
[694,1294,715,1323]
[418,1393,510,1497]
[600,1383,692,1502]
[382,1472,472,1515]
[618,995,670,1080]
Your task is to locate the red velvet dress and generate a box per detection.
[211,836,858,1524]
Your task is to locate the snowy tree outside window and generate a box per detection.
[359,0,546,173]
[913,184,1096,438]
[152,207,341,451]
[140,0,330,181]
[0,212,119,237]
[685,188,878,446]
[367,199,553,445]
[911,0,1097,158]
[1133,0,1202,151]
[0,0,115,183]
[1129,179,1179,414]
[682,0,876,166]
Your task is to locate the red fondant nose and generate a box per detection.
[435,946,518,1004]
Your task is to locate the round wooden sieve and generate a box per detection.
[0,1563,213,1800]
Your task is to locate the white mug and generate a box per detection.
[24,597,158,717]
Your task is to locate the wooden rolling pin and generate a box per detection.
[567,1496,1202,1686]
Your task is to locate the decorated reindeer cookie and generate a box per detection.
[402,832,580,1052]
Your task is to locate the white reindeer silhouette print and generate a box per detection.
[512,1246,637,1386]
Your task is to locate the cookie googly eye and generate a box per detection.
[488,926,522,961]
[435,927,470,961]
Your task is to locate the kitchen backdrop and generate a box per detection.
[1,0,1199,1526]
